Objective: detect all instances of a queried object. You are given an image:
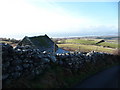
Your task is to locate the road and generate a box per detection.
[75,65,120,88]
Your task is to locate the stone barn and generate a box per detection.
[18,34,58,53]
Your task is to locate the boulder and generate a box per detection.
[41,58,50,64]
[2,74,9,80]
[15,65,23,71]
[11,72,21,79]
[2,62,10,69]
[50,56,57,63]
[23,64,30,69]
[11,59,22,66]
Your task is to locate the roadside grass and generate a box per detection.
[57,44,116,54]
[64,39,118,49]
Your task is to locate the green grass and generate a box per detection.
[98,42,118,48]
[63,39,118,49]
[57,44,116,53]
[65,39,98,45]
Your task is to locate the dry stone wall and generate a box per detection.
[55,51,113,70]
[1,43,117,86]
[2,43,56,85]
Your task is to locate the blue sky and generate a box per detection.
[0,0,118,39]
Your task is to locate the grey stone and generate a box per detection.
[33,63,38,66]
[35,69,41,75]
[23,59,29,63]
[11,72,21,79]
[16,50,23,55]
[2,43,13,55]
[2,62,10,69]
[11,59,22,65]
[29,64,33,68]
[15,65,23,71]
[41,58,50,63]
[68,63,72,66]
[58,60,63,65]
[23,64,30,69]
[2,74,9,80]
[50,56,57,63]
[7,67,14,73]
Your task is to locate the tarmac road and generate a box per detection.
[75,65,120,88]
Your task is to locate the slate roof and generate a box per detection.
[18,34,58,52]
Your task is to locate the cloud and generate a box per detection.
[26,0,119,2]
[0,0,94,35]
[0,0,117,39]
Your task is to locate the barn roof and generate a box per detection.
[18,34,58,52]
[29,35,53,48]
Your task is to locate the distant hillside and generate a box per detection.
[52,35,118,40]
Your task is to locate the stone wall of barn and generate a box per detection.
[1,43,118,86]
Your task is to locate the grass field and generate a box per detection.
[65,39,98,45]
[62,39,118,49]
[98,42,118,48]
[57,44,116,54]
[0,41,12,44]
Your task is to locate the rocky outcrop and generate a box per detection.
[1,43,117,87]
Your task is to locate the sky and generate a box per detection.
[0,0,118,39]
